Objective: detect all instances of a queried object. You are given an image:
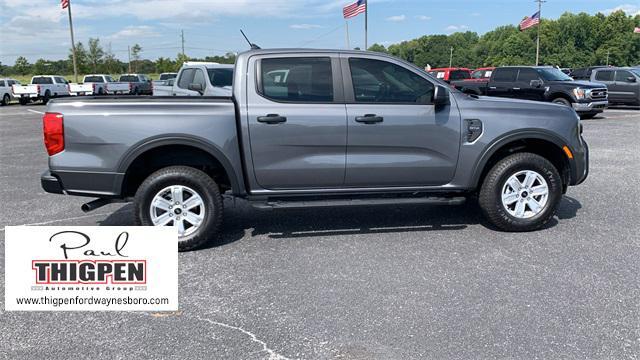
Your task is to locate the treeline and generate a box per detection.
[0,37,236,76]
[368,10,640,68]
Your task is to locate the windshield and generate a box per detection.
[535,68,573,81]
[207,68,233,87]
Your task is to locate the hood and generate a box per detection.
[546,80,606,88]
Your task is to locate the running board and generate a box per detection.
[251,196,466,209]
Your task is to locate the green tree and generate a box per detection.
[155,57,175,73]
[175,52,190,71]
[368,43,387,53]
[130,44,142,72]
[14,56,30,75]
[87,38,104,73]
[69,42,89,74]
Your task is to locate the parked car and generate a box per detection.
[427,67,472,83]
[118,74,152,95]
[470,67,495,80]
[560,68,572,75]
[0,78,20,106]
[172,62,233,96]
[69,74,129,96]
[451,66,608,119]
[41,49,588,251]
[590,67,640,106]
[570,66,609,80]
[159,73,177,81]
[12,75,70,105]
[152,78,175,96]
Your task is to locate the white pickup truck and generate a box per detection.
[69,75,130,96]
[12,75,70,105]
[0,78,20,106]
[172,62,233,96]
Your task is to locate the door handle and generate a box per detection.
[489,86,497,90]
[512,87,520,90]
[257,114,287,124]
[355,114,384,124]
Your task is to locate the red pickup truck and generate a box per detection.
[426,68,472,83]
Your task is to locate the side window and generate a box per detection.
[493,68,517,82]
[0,81,5,87]
[595,70,614,82]
[192,69,207,89]
[615,70,633,82]
[260,57,333,102]
[450,70,470,81]
[349,58,434,104]
[177,69,195,89]
[517,68,540,82]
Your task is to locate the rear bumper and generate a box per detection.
[41,171,64,194]
[41,170,124,198]
[572,100,607,113]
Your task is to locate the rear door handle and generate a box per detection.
[489,86,497,90]
[355,114,384,124]
[512,87,520,90]
[257,114,287,124]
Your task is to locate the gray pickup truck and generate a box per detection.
[41,49,588,251]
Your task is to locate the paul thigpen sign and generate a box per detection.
[5,227,178,311]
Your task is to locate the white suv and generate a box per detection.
[0,78,20,105]
[172,62,233,96]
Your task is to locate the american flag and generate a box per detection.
[61,0,69,9]
[634,27,640,34]
[343,0,366,19]
[519,11,540,31]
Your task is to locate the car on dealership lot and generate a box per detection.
[590,67,640,106]
[171,62,234,96]
[427,67,472,83]
[41,48,589,251]
[68,74,130,96]
[450,66,608,119]
[0,78,20,106]
[159,72,178,81]
[470,67,495,80]
[12,75,70,105]
[118,74,152,95]
[570,66,609,80]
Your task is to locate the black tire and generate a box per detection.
[478,152,562,232]
[132,87,139,95]
[552,97,572,107]
[579,113,598,120]
[98,88,105,95]
[19,97,28,105]
[1,94,9,106]
[42,90,51,105]
[134,166,223,251]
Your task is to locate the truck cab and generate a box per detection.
[591,67,640,106]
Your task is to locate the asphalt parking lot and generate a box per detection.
[1,103,639,359]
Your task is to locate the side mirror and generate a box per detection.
[433,85,450,107]
[188,83,204,94]
[627,76,637,83]
[530,79,543,88]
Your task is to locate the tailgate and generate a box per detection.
[69,84,93,92]
[12,85,37,95]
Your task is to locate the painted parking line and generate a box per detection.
[0,212,113,232]
[27,109,44,115]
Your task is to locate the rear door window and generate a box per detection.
[614,70,633,82]
[32,77,53,84]
[208,68,233,87]
[516,68,540,82]
[449,70,470,81]
[595,70,614,82]
[0,81,5,87]
[492,68,517,82]
[260,57,333,102]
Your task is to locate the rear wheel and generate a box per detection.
[42,90,51,105]
[134,166,223,251]
[1,94,9,106]
[479,153,562,232]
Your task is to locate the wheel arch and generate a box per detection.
[549,92,573,103]
[118,136,243,198]
[472,131,572,191]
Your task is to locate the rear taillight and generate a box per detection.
[43,112,64,156]
[37,85,41,93]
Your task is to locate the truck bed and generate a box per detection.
[45,96,243,197]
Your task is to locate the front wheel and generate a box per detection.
[1,94,9,106]
[479,153,562,232]
[134,166,223,251]
[552,97,572,107]
[42,91,51,105]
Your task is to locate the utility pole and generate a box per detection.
[606,49,610,66]
[128,45,131,73]
[535,0,546,66]
[181,30,185,56]
[345,21,351,49]
[65,0,78,82]
[449,47,454,68]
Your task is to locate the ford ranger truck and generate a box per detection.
[41,49,589,251]
[451,66,608,119]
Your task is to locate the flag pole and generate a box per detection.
[364,0,368,50]
[535,0,545,66]
[66,0,78,82]
[345,20,351,49]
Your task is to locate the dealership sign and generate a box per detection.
[5,226,178,311]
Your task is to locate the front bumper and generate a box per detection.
[570,139,589,185]
[572,100,608,113]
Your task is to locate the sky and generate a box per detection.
[0,0,638,64]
